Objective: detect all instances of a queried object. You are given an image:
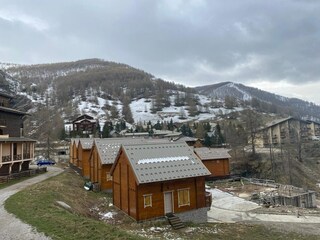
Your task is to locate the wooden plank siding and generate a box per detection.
[79,148,91,178]
[202,159,230,177]
[90,147,99,183]
[88,143,113,191]
[69,140,78,166]
[112,149,207,221]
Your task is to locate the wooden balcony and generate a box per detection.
[1,153,32,163]
[2,155,11,162]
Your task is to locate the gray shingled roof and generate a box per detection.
[122,142,210,184]
[95,138,148,164]
[70,138,80,146]
[194,147,231,160]
[78,138,94,149]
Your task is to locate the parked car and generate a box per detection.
[36,159,56,166]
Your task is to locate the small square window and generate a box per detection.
[106,172,112,181]
[144,194,152,208]
[178,188,190,207]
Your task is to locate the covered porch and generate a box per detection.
[0,138,36,176]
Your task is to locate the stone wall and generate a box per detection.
[175,207,208,223]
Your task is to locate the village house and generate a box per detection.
[0,91,35,175]
[111,142,211,222]
[72,114,98,137]
[193,147,231,179]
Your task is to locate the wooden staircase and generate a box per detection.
[166,213,185,230]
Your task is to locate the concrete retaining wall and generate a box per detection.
[175,207,208,223]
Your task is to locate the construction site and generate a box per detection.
[209,177,320,218]
[244,178,317,209]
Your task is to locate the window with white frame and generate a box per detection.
[178,188,190,207]
[143,194,152,208]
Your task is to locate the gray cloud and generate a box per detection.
[1,0,320,96]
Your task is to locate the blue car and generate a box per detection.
[36,159,56,166]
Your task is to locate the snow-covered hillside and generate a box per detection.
[73,92,241,125]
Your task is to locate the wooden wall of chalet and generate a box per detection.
[86,144,114,191]
[0,111,23,137]
[78,144,91,178]
[100,164,113,191]
[82,150,91,178]
[69,141,78,166]
[113,151,207,221]
[202,158,229,178]
[90,148,100,183]
[77,144,84,169]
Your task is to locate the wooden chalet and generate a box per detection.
[69,138,94,178]
[0,91,35,175]
[88,138,147,191]
[111,142,210,222]
[72,114,98,137]
[69,138,79,166]
[194,147,231,179]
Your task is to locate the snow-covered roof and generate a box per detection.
[121,142,210,184]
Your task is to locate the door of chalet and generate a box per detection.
[164,192,173,214]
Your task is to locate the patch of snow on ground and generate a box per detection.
[130,98,162,124]
[100,212,115,220]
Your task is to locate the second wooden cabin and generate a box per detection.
[194,147,231,179]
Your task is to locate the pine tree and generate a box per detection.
[122,100,134,124]
[168,118,174,131]
[204,133,212,147]
[110,103,119,119]
[102,122,111,138]
[195,122,205,139]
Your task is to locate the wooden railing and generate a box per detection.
[1,154,32,163]
[2,155,11,162]
[13,154,22,160]
[0,168,47,184]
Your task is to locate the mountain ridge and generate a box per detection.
[1,58,320,141]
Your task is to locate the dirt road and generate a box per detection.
[0,167,64,240]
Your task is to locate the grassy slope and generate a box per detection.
[4,169,142,240]
[4,168,320,240]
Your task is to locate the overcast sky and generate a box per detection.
[1,0,320,104]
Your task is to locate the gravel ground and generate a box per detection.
[0,167,63,240]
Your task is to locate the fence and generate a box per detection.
[0,168,47,184]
